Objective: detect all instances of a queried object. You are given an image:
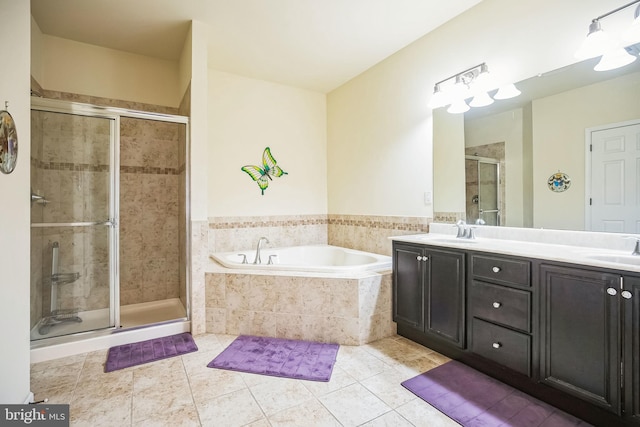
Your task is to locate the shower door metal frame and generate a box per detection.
[30,97,191,337]
[465,155,501,226]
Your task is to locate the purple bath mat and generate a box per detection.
[402,360,593,427]
[207,335,339,381]
[104,332,198,372]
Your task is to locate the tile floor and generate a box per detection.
[30,334,460,427]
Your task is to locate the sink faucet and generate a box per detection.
[253,237,270,264]
[627,237,640,256]
[454,220,467,238]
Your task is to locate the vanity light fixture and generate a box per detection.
[428,63,519,113]
[575,0,640,70]
[493,83,521,100]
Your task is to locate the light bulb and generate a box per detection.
[575,20,616,59]
[469,92,494,107]
[494,83,521,100]
[594,46,637,71]
[447,99,470,114]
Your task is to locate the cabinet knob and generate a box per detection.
[492,302,502,309]
[416,256,429,261]
[492,266,501,273]
[492,342,502,349]
[606,287,618,296]
[621,290,632,299]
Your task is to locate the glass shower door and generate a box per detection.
[30,108,117,340]
[478,161,500,226]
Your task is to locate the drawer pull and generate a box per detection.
[492,266,501,273]
[492,342,502,349]
[621,290,632,299]
[492,302,502,309]
[607,287,617,296]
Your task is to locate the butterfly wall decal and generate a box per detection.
[241,147,288,195]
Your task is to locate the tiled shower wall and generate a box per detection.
[119,118,186,305]
[207,214,430,256]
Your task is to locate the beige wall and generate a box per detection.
[327,0,610,218]
[207,69,327,217]
[1,0,31,403]
[532,71,640,230]
[433,108,465,216]
[37,34,180,107]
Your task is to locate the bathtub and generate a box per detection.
[210,244,391,273]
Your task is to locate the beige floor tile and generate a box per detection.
[132,403,200,427]
[395,399,459,427]
[268,398,341,427]
[30,362,83,394]
[319,383,392,426]
[30,334,463,427]
[132,375,194,423]
[197,388,265,426]
[70,393,132,427]
[335,346,391,381]
[360,368,417,408]
[249,376,315,416]
[301,365,357,398]
[361,410,415,426]
[188,368,247,406]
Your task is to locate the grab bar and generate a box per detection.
[51,272,80,284]
[31,220,114,228]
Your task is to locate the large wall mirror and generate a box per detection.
[434,53,640,233]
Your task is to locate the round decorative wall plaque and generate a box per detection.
[0,109,18,174]
[547,171,571,192]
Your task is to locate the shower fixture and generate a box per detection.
[30,189,49,206]
[37,241,82,335]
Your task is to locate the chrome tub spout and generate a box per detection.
[253,237,270,264]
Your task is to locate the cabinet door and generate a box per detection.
[624,275,640,422]
[426,249,465,348]
[393,244,424,330]
[540,264,620,414]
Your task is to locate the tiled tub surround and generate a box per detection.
[208,214,431,257]
[205,266,395,345]
[119,117,187,305]
[203,215,426,344]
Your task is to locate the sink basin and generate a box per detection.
[583,254,640,266]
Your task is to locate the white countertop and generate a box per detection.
[390,232,640,274]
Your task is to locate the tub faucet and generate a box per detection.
[253,237,270,264]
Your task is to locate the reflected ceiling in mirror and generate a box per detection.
[466,47,640,120]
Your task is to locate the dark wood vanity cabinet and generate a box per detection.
[392,240,640,425]
[539,264,621,414]
[624,275,640,422]
[392,242,465,348]
[468,254,533,377]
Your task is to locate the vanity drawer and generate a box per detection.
[471,318,531,376]
[469,280,531,332]
[471,255,530,287]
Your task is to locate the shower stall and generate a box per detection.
[465,155,502,226]
[30,98,189,344]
